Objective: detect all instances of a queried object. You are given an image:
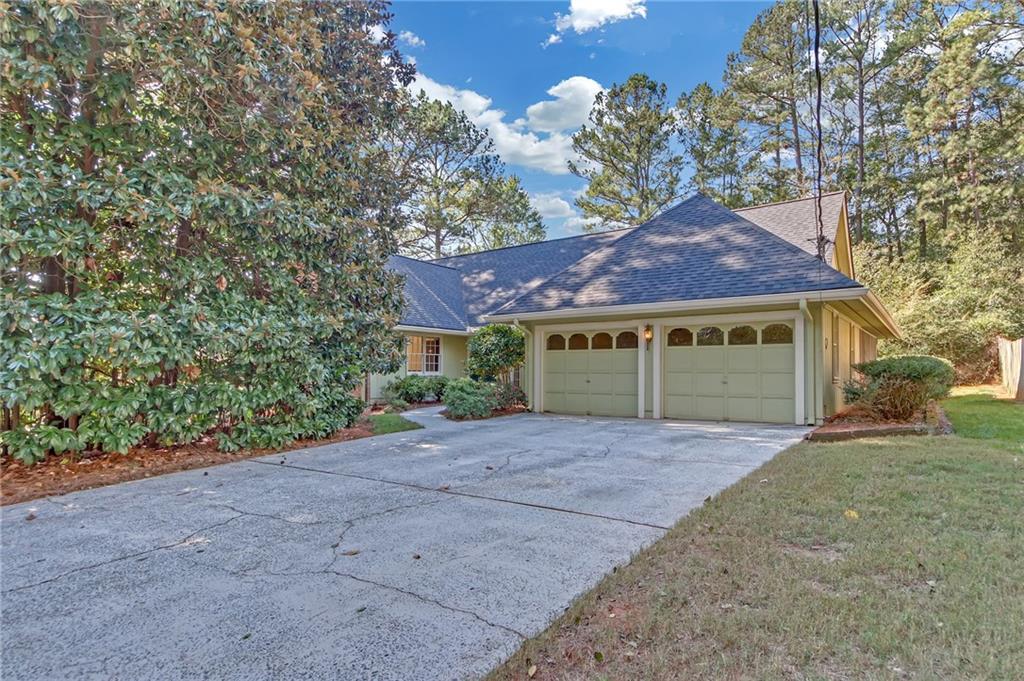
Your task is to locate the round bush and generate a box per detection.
[854,355,955,400]
[442,378,494,419]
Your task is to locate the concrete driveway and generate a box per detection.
[1,409,806,680]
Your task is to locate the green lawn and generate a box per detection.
[943,385,1024,449]
[490,432,1023,679]
[367,413,423,435]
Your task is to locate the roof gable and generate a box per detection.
[387,255,468,332]
[734,191,845,266]
[434,229,631,326]
[492,194,861,317]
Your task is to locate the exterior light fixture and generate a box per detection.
[643,324,654,344]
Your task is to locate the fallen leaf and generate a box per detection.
[340,549,360,556]
[438,484,450,491]
[593,651,604,663]
[25,512,36,521]
[527,664,537,678]
[413,553,421,560]
[844,509,860,520]
[215,275,227,292]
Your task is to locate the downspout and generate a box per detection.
[800,299,817,425]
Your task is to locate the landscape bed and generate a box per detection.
[489,388,1023,680]
[0,413,421,506]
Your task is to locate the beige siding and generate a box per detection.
[367,332,468,402]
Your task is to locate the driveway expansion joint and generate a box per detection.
[252,459,671,531]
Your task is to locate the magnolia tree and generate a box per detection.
[1,1,414,461]
[465,324,526,382]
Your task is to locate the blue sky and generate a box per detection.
[389,1,770,238]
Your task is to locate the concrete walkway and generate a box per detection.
[1,408,806,680]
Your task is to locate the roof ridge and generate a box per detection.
[391,253,460,272]
[733,190,846,212]
[433,225,636,264]
[489,196,704,316]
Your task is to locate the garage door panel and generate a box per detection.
[613,351,638,372]
[611,395,635,417]
[588,395,614,416]
[564,373,589,393]
[664,395,694,418]
[665,372,693,397]
[761,373,793,398]
[544,392,565,413]
[613,374,637,395]
[695,348,725,369]
[727,348,758,372]
[726,373,759,397]
[760,346,794,370]
[565,353,588,372]
[694,373,726,396]
[727,397,759,422]
[664,349,693,372]
[563,392,589,414]
[589,372,613,395]
[761,398,794,423]
[694,397,725,420]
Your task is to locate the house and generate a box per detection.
[369,191,898,425]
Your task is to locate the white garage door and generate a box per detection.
[662,322,795,424]
[543,330,638,417]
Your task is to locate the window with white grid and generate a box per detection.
[407,335,440,374]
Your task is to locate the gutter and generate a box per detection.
[484,287,869,323]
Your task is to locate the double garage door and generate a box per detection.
[542,321,795,424]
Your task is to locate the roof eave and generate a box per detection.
[483,287,870,323]
[394,324,472,336]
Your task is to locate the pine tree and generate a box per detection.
[569,73,683,229]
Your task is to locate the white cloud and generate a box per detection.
[564,214,604,233]
[545,0,647,46]
[398,30,426,48]
[525,76,603,133]
[530,192,576,219]
[409,73,604,175]
[368,24,386,43]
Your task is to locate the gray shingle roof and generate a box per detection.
[434,229,631,326]
[387,255,468,331]
[734,191,845,264]
[491,193,861,317]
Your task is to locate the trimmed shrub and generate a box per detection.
[854,355,955,401]
[383,375,450,404]
[442,378,494,419]
[492,383,526,411]
[844,355,954,421]
[422,376,451,402]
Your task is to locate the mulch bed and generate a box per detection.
[1,420,377,507]
[441,405,529,421]
[807,400,952,442]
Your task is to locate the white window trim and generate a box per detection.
[406,335,442,376]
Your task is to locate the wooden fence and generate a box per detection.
[997,336,1024,401]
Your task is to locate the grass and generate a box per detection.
[367,412,423,435]
[489,433,1024,681]
[942,385,1024,449]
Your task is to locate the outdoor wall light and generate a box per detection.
[643,324,654,344]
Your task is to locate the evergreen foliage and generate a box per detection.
[1,1,411,462]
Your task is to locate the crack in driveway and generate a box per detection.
[2,513,246,594]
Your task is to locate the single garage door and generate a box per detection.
[663,322,795,423]
[544,330,638,417]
